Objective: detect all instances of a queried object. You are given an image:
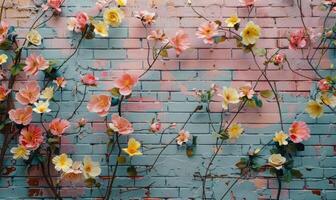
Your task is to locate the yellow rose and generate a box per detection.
[241,21,261,46]
[104,8,124,27]
[305,100,323,118]
[115,0,127,6]
[10,145,30,160]
[320,92,336,108]
[40,87,54,100]
[26,29,42,46]
[225,16,241,28]
[0,54,8,65]
[52,153,73,172]
[268,154,286,170]
[272,131,288,146]
[220,87,240,110]
[228,123,244,139]
[93,21,109,37]
[122,138,143,156]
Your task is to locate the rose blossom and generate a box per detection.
[109,114,134,135]
[0,84,10,101]
[19,125,44,150]
[24,54,49,76]
[87,94,111,117]
[15,81,40,105]
[0,21,9,43]
[289,29,307,49]
[317,79,330,91]
[239,0,256,6]
[196,21,219,44]
[81,74,98,86]
[114,72,138,96]
[170,30,190,56]
[42,0,63,13]
[8,106,33,125]
[289,121,311,143]
[49,118,71,136]
[273,53,285,65]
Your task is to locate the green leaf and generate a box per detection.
[0,39,12,50]
[283,170,292,182]
[159,49,168,57]
[192,136,197,145]
[260,90,274,99]
[214,20,222,26]
[186,147,193,157]
[111,97,119,106]
[254,48,266,57]
[270,148,279,154]
[253,96,263,108]
[127,166,137,177]
[213,36,227,44]
[10,63,25,76]
[85,178,96,188]
[291,169,303,179]
[117,156,126,164]
[235,158,247,170]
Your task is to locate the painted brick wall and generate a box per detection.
[1,0,336,199]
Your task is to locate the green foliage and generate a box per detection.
[10,63,25,76]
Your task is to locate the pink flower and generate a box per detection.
[77,118,87,128]
[176,130,191,145]
[318,79,331,91]
[42,0,63,13]
[0,84,10,101]
[0,21,9,43]
[239,0,256,6]
[81,74,98,86]
[150,121,161,133]
[239,84,255,99]
[273,53,285,65]
[76,12,89,29]
[109,114,134,135]
[8,106,33,125]
[19,125,44,150]
[24,54,49,76]
[114,72,138,96]
[135,10,156,25]
[53,77,67,88]
[289,29,307,50]
[289,121,311,143]
[147,29,169,43]
[49,118,70,136]
[87,94,111,117]
[16,81,40,105]
[196,21,219,44]
[170,30,190,56]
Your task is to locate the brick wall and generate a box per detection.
[0,0,335,199]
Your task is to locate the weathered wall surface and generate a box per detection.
[0,0,335,199]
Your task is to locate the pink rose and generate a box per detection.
[170,30,190,56]
[289,121,311,143]
[49,118,70,136]
[19,125,44,150]
[24,54,49,76]
[8,106,33,125]
[289,29,307,50]
[114,72,138,96]
[109,114,134,135]
[15,81,40,105]
[81,74,98,86]
[87,94,111,117]
[317,79,331,91]
[273,53,285,65]
[0,21,9,43]
[150,121,161,133]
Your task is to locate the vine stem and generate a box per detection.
[276,171,282,200]
[104,95,124,200]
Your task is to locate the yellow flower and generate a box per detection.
[33,100,51,113]
[305,100,323,118]
[225,16,241,28]
[0,54,8,65]
[241,21,261,46]
[82,156,101,179]
[10,145,30,160]
[227,123,244,139]
[26,29,42,46]
[115,0,127,6]
[273,131,288,146]
[52,153,73,172]
[268,154,286,170]
[122,138,143,156]
[103,8,124,27]
[93,21,109,37]
[40,87,54,100]
[320,92,336,108]
[220,87,240,109]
